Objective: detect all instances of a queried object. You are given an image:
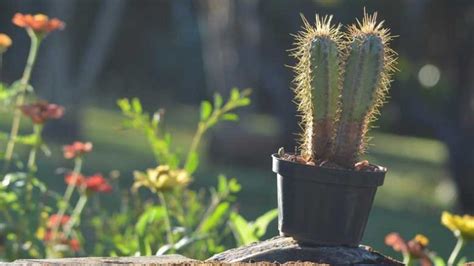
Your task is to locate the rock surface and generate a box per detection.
[13,237,403,265]
[207,236,403,265]
[14,254,196,265]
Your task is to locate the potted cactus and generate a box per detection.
[273,12,397,246]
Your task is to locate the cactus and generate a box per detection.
[292,12,396,168]
[331,12,396,167]
[292,15,342,161]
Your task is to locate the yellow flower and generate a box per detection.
[414,234,429,246]
[0,33,12,53]
[441,211,474,239]
[36,226,46,239]
[132,165,191,193]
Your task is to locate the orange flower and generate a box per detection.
[47,214,71,228]
[0,33,12,53]
[12,13,65,35]
[63,141,93,159]
[20,101,64,124]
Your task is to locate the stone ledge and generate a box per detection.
[13,254,196,265]
[13,237,404,265]
[207,236,402,265]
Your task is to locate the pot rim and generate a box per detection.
[272,153,386,187]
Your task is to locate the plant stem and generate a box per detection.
[158,191,174,245]
[196,193,220,233]
[448,236,465,266]
[186,124,205,165]
[50,157,83,241]
[25,124,42,208]
[3,30,41,170]
[403,254,413,266]
[184,103,233,169]
[63,193,88,239]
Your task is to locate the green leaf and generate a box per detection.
[31,177,47,192]
[228,178,241,193]
[15,134,38,146]
[115,242,132,254]
[200,101,212,121]
[221,113,239,121]
[217,175,228,194]
[431,256,446,266]
[200,202,230,233]
[117,98,131,113]
[138,236,152,256]
[253,209,278,237]
[184,151,199,174]
[229,212,258,245]
[230,88,240,101]
[214,93,223,109]
[135,206,165,236]
[236,98,251,106]
[131,98,143,114]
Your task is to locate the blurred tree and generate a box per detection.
[2,0,126,141]
[195,0,261,96]
[37,0,126,141]
[396,0,474,212]
[424,0,474,213]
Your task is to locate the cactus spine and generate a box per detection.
[293,15,342,160]
[292,12,396,168]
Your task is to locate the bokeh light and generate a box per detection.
[418,64,441,88]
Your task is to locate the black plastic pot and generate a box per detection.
[272,154,386,246]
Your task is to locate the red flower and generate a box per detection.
[43,214,80,252]
[12,13,65,34]
[69,238,80,252]
[64,173,85,186]
[64,173,112,193]
[47,214,70,228]
[43,230,80,252]
[85,174,112,193]
[20,101,64,124]
[63,141,93,159]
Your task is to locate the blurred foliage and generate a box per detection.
[0,20,277,261]
[0,86,277,261]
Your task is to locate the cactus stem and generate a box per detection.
[291,14,342,161]
[332,11,397,167]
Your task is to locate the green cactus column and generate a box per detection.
[332,13,396,167]
[309,35,340,160]
[293,15,341,161]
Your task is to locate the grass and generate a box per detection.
[0,105,470,261]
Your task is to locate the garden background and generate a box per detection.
[0,0,473,260]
